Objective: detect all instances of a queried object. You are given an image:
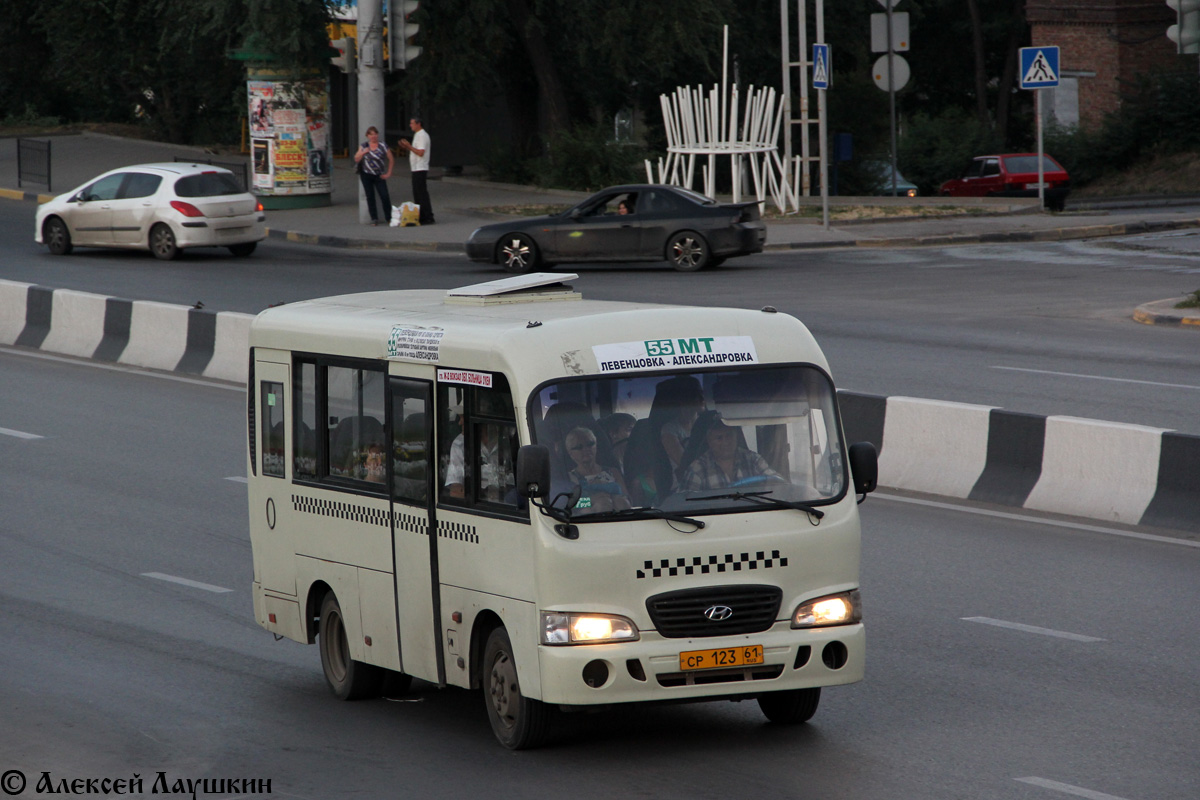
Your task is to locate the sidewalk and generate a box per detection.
[4,131,1200,327]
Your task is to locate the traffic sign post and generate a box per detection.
[1019,46,1060,211]
[812,43,830,228]
[871,0,909,198]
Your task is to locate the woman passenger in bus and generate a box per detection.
[678,412,780,492]
[564,427,631,513]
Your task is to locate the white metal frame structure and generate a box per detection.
[647,27,802,213]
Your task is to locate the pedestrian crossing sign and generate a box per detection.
[813,43,830,90]
[1019,46,1060,89]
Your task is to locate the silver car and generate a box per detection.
[35,162,266,260]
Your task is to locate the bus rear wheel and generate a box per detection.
[757,687,821,723]
[319,592,383,700]
[482,627,551,749]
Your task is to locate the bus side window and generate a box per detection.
[327,365,386,482]
[294,361,317,478]
[391,384,430,506]
[438,376,519,510]
[261,381,285,478]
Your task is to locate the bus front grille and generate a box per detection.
[646,585,782,638]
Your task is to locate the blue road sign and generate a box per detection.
[813,43,830,90]
[1019,46,1060,89]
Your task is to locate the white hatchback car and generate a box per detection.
[35,162,266,260]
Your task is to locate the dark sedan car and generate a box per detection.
[465,184,766,272]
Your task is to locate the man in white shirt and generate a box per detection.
[398,117,435,225]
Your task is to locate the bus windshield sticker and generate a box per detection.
[592,336,758,373]
[437,368,493,388]
[388,325,444,362]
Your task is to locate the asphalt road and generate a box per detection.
[5,200,1199,434]
[1,350,1197,799]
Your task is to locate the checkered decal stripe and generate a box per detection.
[393,512,430,536]
[637,550,788,579]
[438,520,479,544]
[292,495,391,528]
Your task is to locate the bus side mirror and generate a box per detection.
[516,444,551,500]
[848,442,878,496]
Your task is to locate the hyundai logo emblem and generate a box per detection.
[704,605,734,621]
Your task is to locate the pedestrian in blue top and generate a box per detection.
[354,126,394,225]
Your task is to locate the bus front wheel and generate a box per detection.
[318,592,383,700]
[757,687,821,723]
[482,627,551,749]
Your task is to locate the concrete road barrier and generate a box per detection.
[2,278,1196,535]
[1,278,253,382]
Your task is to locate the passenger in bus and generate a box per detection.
[623,375,704,500]
[679,412,780,492]
[443,427,514,501]
[364,443,386,483]
[599,412,636,473]
[564,427,631,513]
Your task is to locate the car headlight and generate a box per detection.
[791,590,862,628]
[541,612,639,645]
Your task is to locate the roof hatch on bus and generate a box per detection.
[444,272,582,306]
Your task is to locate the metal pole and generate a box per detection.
[780,0,791,170]
[799,0,811,196]
[357,0,386,223]
[887,5,897,197]
[816,0,827,228]
[1037,88,1045,210]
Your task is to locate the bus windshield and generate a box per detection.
[529,366,846,519]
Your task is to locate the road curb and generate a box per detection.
[1133,297,1200,328]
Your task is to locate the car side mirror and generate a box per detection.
[516,445,551,500]
[569,209,583,220]
[848,441,878,497]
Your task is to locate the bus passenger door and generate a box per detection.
[250,359,295,596]
[389,376,443,685]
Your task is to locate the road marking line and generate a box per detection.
[1015,776,1132,800]
[225,476,249,484]
[0,426,43,439]
[874,493,1200,549]
[963,617,1104,642]
[141,572,233,594]
[992,365,1200,392]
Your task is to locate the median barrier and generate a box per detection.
[0,279,253,382]
[2,279,1196,535]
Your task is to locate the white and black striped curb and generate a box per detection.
[3,279,1196,534]
[840,392,1199,535]
[0,279,251,383]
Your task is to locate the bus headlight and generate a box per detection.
[541,612,639,645]
[791,590,862,628]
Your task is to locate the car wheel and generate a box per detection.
[44,217,73,255]
[499,233,539,273]
[757,687,821,723]
[227,242,257,257]
[483,626,552,749]
[149,223,180,260]
[318,592,384,700]
[668,230,710,272]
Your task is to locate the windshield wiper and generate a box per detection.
[685,490,825,519]
[585,506,706,529]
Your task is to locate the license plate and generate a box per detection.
[1025,181,1047,190]
[680,644,764,671]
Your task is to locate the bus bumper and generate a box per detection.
[535,621,864,707]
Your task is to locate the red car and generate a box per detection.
[939,153,1070,211]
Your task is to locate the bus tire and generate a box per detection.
[757,687,821,723]
[482,626,551,749]
[318,592,383,700]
